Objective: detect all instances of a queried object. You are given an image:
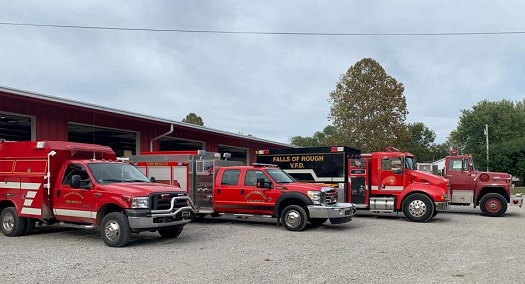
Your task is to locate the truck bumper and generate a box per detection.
[435,201,449,212]
[126,196,197,231]
[510,193,523,208]
[307,203,357,224]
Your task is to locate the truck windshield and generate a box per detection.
[266,169,296,183]
[405,157,415,170]
[87,163,150,183]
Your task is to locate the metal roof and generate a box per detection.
[0,85,291,147]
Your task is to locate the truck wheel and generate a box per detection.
[24,218,36,235]
[480,193,507,217]
[101,212,132,247]
[1,207,27,237]
[158,225,184,238]
[309,218,328,226]
[280,205,308,231]
[402,193,435,223]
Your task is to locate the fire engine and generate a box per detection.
[131,151,357,231]
[0,141,196,247]
[255,146,449,223]
[442,154,523,216]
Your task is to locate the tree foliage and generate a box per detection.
[406,122,436,162]
[328,58,410,152]
[450,99,525,174]
[182,112,204,126]
[290,126,336,147]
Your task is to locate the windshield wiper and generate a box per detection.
[98,179,124,183]
[123,179,149,182]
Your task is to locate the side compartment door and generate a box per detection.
[213,169,242,213]
[53,163,97,223]
[348,157,370,208]
[379,157,405,192]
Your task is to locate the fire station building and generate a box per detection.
[0,86,289,163]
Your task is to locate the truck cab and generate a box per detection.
[444,155,523,216]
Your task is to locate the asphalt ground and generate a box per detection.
[1,205,524,284]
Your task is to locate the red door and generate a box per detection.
[213,169,242,213]
[378,157,405,192]
[52,163,97,223]
[446,158,472,190]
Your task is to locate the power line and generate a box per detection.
[0,22,524,36]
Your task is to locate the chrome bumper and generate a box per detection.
[127,196,197,230]
[307,202,357,224]
[435,201,449,212]
[510,193,523,208]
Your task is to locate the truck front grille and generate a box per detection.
[150,193,187,210]
[323,190,338,204]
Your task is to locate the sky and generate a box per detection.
[1,0,524,145]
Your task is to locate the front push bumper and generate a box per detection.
[307,202,357,224]
[126,196,197,231]
[435,201,449,212]
[510,193,523,208]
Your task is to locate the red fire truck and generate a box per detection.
[0,141,196,247]
[442,154,523,216]
[131,151,356,231]
[255,146,449,223]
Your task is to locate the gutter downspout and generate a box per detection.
[150,124,174,151]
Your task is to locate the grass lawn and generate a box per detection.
[512,186,525,195]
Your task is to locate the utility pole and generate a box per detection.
[484,124,489,171]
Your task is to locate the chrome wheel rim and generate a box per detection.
[2,211,14,232]
[408,200,427,217]
[104,220,121,241]
[285,210,301,229]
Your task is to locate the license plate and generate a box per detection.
[182,211,190,218]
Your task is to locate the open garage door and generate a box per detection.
[219,145,248,164]
[68,123,137,157]
[0,113,33,141]
[159,137,204,151]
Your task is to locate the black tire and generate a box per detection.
[432,211,439,217]
[402,193,435,223]
[1,207,27,237]
[158,225,184,238]
[480,193,507,217]
[309,218,328,226]
[23,218,36,235]
[100,212,132,247]
[280,205,308,231]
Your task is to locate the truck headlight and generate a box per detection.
[131,197,149,209]
[307,191,321,204]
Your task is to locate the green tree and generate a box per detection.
[406,122,436,162]
[290,125,336,147]
[450,99,525,172]
[182,112,204,126]
[328,58,410,152]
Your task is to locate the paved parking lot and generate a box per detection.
[1,206,524,284]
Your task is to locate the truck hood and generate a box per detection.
[408,170,448,187]
[277,182,329,193]
[100,182,185,195]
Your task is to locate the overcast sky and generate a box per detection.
[1,1,524,145]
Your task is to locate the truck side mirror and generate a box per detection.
[150,177,156,183]
[462,159,468,171]
[71,175,81,188]
[256,177,272,188]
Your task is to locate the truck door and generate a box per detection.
[238,169,276,215]
[213,169,242,213]
[379,157,405,192]
[53,163,97,223]
[446,158,473,192]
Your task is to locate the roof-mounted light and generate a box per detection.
[36,141,46,149]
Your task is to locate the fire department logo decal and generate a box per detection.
[381,176,397,185]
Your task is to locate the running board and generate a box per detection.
[59,222,97,229]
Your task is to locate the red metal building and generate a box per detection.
[0,86,289,163]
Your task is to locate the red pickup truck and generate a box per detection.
[132,152,357,232]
